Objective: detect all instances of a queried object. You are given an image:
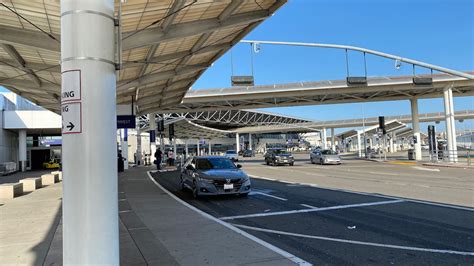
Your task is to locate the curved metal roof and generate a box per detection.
[0,0,287,113]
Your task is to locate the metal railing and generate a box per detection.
[430,149,471,165]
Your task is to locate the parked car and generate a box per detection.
[264,149,294,166]
[224,150,239,161]
[310,149,341,165]
[180,156,251,198]
[242,150,254,157]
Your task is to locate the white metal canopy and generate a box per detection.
[0,0,287,113]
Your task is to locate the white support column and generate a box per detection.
[123,129,128,170]
[357,130,362,157]
[321,128,327,149]
[443,86,458,162]
[330,128,335,151]
[389,133,395,153]
[136,127,142,165]
[197,140,200,156]
[208,140,212,155]
[149,113,156,164]
[391,132,397,153]
[410,98,422,161]
[249,133,252,150]
[61,0,118,263]
[236,133,240,153]
[185,140,189,157]
[18,129,26,172]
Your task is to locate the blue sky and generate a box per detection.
[1,0,472,133]
[192,0,474,132]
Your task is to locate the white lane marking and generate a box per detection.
[220,200,405,220]
[250,191,288,201]
[368,171,399,176]
[118,199,127,202]
[249,175,474,212]
[119,210,132,213]
[146,172,311,266]
[232,224,474,256]
[412,166,440,172]
[300,204,318,209]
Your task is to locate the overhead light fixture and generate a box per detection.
[253,42,261,53]
[395,59,401,70]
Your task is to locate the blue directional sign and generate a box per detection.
[117,115,136,129]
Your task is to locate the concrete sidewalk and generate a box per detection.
[1,167,297,265]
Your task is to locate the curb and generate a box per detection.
[422,163,474,169]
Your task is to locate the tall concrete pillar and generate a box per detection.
[149,113,156,163]
[60,0,118,263]
[249,133,252,150]
[123,129,128,170]
[443,86,458,162]
[330,128,335,151]
[18,130,27,172]
[321,128,327,149]
[357,130,362,157]
[410,98,422,161]
[185,140,189,158]
[136,128,142,165]
[236,133,240,153]
[208,140,212,155]
[197,140,200,156]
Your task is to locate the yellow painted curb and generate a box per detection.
[387,161,417,166]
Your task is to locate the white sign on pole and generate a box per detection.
[61,102,82,134]
[61,69,81,103]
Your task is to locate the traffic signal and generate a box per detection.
[168,123,174,141]
[157,119,164,132]
[378,116,386,134]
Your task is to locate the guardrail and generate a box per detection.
[429,149,471,165]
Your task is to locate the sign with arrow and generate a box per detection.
[61,102,82,134]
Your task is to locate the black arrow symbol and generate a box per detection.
[67,122,75,131]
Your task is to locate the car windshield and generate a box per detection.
[274,150,289,154]
[226,150,236,154]
[196,158,236,170]
[321,150,337,155]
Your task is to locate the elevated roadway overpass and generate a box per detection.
[153,73,474,114]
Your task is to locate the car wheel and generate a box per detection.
[272,160,277,166]
[320,159,324,165]
[266,160,269,165]
[290,163,294,166]
[192,180,199,199]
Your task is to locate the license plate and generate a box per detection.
[283,160,288,162]
[224,184,233,190]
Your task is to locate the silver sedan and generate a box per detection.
[310,149,341,165]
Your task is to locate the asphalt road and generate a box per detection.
[152,162,474,265]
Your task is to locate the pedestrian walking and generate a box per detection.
[154,148,162,170]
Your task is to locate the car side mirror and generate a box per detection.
[236,164,242,169]
[186,165,194,170]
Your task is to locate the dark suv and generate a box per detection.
[264,149,294,166]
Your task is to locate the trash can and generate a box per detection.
[408,149,415,160]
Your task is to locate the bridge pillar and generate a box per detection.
[410,98,423,161]
[185,140,189,158]
[321,128,327,149]
[443,86,458,162]
[331,128,335,151]
[208,140,212,155]
[357,130,362,157]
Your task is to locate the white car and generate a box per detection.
[224,150,239,161]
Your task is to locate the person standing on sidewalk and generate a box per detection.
[155,148,162,170]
